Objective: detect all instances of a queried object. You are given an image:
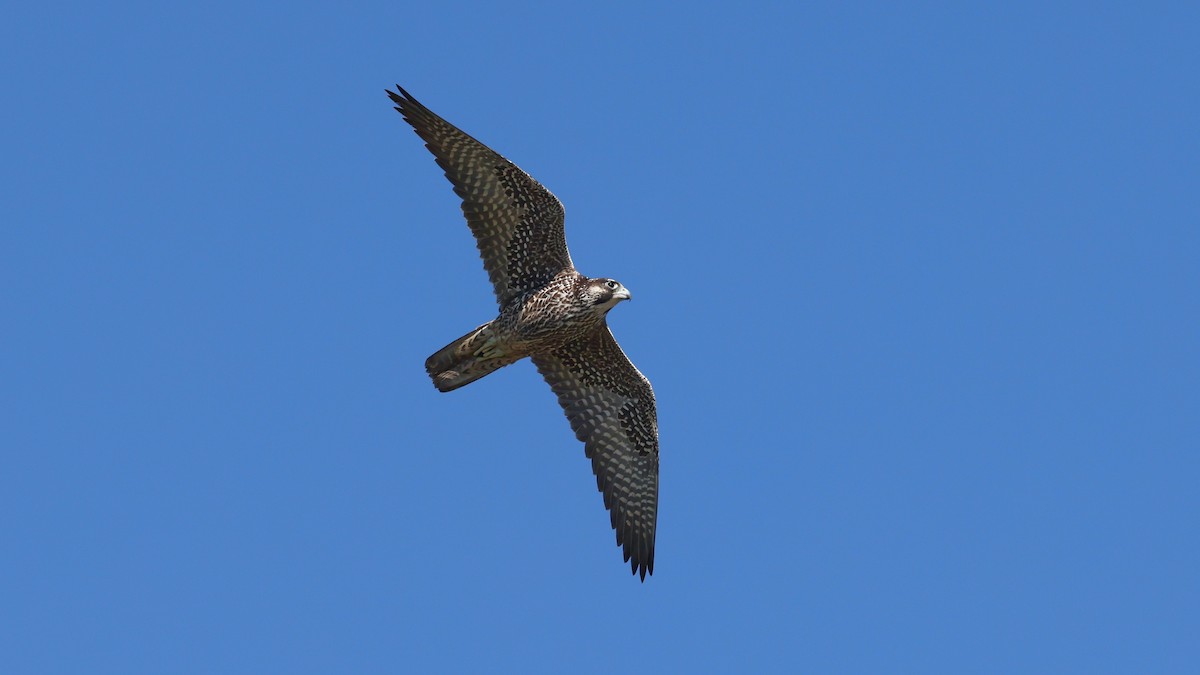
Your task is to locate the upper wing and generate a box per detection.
[388,86,573,307]
[531,326,659,580]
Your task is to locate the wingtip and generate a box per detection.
[627,542,653,582]
[615,515,655,582]
[633,559,652,582]
[386,84,419,106]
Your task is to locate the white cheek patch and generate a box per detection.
[599,296,622,311]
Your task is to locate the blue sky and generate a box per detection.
[3,2,1197,672]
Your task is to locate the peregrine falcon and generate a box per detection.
[388,86,659,580]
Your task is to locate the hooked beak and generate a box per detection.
[614,287,632,301]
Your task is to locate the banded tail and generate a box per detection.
[425,322,521,392]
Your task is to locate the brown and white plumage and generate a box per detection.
[532,328,658,578]
[388,86,659,580]
[388,87,571,307]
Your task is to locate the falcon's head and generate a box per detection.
[583,277,632,313]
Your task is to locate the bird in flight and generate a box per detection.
[388,86,659,580]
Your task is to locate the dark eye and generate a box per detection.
[605,280,618,289]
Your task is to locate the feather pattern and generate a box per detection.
[532,326,658,580]
[388,87,572,307]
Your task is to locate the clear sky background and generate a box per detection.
[3,2,1197,673]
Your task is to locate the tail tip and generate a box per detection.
[431,370,463,393]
